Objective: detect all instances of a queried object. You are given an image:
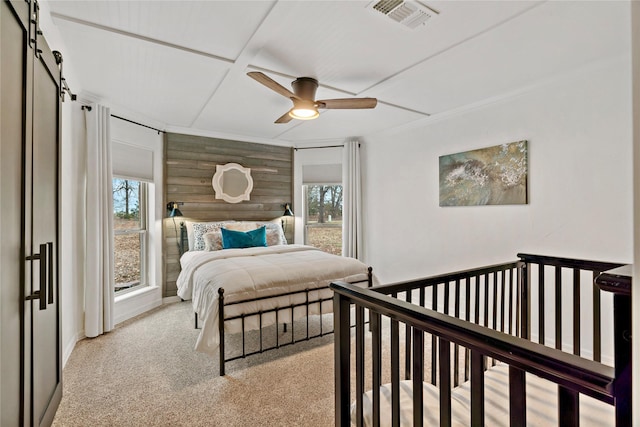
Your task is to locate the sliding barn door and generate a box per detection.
[28,22,62,427]
[1,0,30,423]
[1,1,62,425]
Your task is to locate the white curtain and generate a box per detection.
[342,140,362,259]
[84,104,114,337]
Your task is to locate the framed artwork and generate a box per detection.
[439,140,528,206]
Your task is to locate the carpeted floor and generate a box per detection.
[52,301,340,427]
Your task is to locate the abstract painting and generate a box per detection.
[439,140,528,206]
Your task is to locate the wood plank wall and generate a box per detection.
[163,132,294,297]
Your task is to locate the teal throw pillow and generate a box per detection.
[221,226,267,249]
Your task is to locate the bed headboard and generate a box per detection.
[179,222,188,256]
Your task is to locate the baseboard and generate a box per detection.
[163,295,182,304]
[114,286,162,325]
[62,330,84,368]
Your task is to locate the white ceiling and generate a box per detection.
[43,0,629,146]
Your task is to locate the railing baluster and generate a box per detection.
[483,273,490,328]
[573,268,580,356]
[391,318,400,427]
[439,338,452,427]
[372,312,382,427]
[412,328,424,426]
[470,350,484,426]
[559,386,579,427]
[555,266,562,350]
[431,284,438,385]
[592,271,602,362]
[356,306,365,427]
[508,268,514,335]
[406,290,412,380]
[500,269,506,333]
[466,277,474,382]
[509,365,526,427]
[539,264,545,344]
[454,279,460,387]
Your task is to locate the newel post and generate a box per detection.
[595,265,632,427]
[333,285,351,426]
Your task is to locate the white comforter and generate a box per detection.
[177,245,371,356]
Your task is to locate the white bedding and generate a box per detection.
[354,363,614,426]
[177,244,371,356]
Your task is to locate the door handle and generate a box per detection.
[25,243,47,310]
[47,242,53,304]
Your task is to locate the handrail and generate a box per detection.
[517,253,625,272]
[331,281,615,403]
[370,261,522,294]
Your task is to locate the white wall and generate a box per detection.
[362,55,632,284]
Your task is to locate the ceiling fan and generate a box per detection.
[247,71,377,124]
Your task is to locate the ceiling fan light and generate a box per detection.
[289,107,319,120]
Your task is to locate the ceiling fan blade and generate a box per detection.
[247,71,299,100]
[274,110,294,124]
[316,98,377,109]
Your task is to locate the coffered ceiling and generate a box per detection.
[42,0,629,146]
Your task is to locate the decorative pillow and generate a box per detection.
[221,221,287,246]
[256,221,288,246]
[224,222,258,232]
[203,231,224,251]
[221,226,267,249]
[191,221,234,251]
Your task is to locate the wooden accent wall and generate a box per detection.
[163,132,293,297]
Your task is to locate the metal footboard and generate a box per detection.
[198,267,373,376]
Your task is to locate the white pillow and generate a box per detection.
[188,221,235,251]
[224,222,258,232]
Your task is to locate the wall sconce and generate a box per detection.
[282,203,294,217]
[281,203,294,233]
[166,202,183,218]
[167,202,184,250]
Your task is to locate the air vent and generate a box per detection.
[369,0,438,29]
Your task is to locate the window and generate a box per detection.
[113,178,147,293]
[304,184,343,255]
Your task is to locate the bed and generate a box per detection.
[176,220,373,375]
[332,253,631,426]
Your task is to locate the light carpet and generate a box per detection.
[52,301,339,427]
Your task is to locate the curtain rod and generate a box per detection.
[295,144,344,151]
[111,114,165,134]
[81,106,164,134]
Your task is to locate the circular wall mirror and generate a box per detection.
[212,163,253,203]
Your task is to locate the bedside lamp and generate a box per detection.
[167,202,184,251]
[281,203,294,233]
[167,202,183,218]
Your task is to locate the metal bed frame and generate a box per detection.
[179,223,373,376]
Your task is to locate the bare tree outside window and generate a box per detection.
[305,185,342,255]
